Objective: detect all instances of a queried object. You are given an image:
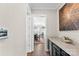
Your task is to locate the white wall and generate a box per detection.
[0,3,26,56]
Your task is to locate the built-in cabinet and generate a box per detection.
[48,39,70,56]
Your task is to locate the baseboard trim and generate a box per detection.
[27,51,34,56]
[27,51,33,54]
[46,51,49,53]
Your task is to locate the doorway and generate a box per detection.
[33,15,46,43]
[31,15,48,56]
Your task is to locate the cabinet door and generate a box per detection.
[49,41,53,56]
[52,43,60,56]
[47,39,50,55]
[60,49,70,56]
[47,39,50,50]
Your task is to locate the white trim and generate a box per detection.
[32,14,47,18]
[57,3,65,32]
[57,3,65,11]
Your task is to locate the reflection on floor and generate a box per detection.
[27,38,49,56]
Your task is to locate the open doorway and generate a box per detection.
[31,15,48,56]
[33,15,47,43]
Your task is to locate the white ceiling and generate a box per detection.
[29,3,64,10]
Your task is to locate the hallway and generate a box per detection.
[27,38,49,56]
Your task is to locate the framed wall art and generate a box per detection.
[59,3,79,31]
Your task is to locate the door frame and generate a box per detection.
[32,14,48,51]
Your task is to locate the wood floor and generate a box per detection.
[27,38,49,56]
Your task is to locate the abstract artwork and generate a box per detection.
[0,27,7,39]
[59,3,79,31]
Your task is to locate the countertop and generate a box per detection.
[48,37,79,56]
